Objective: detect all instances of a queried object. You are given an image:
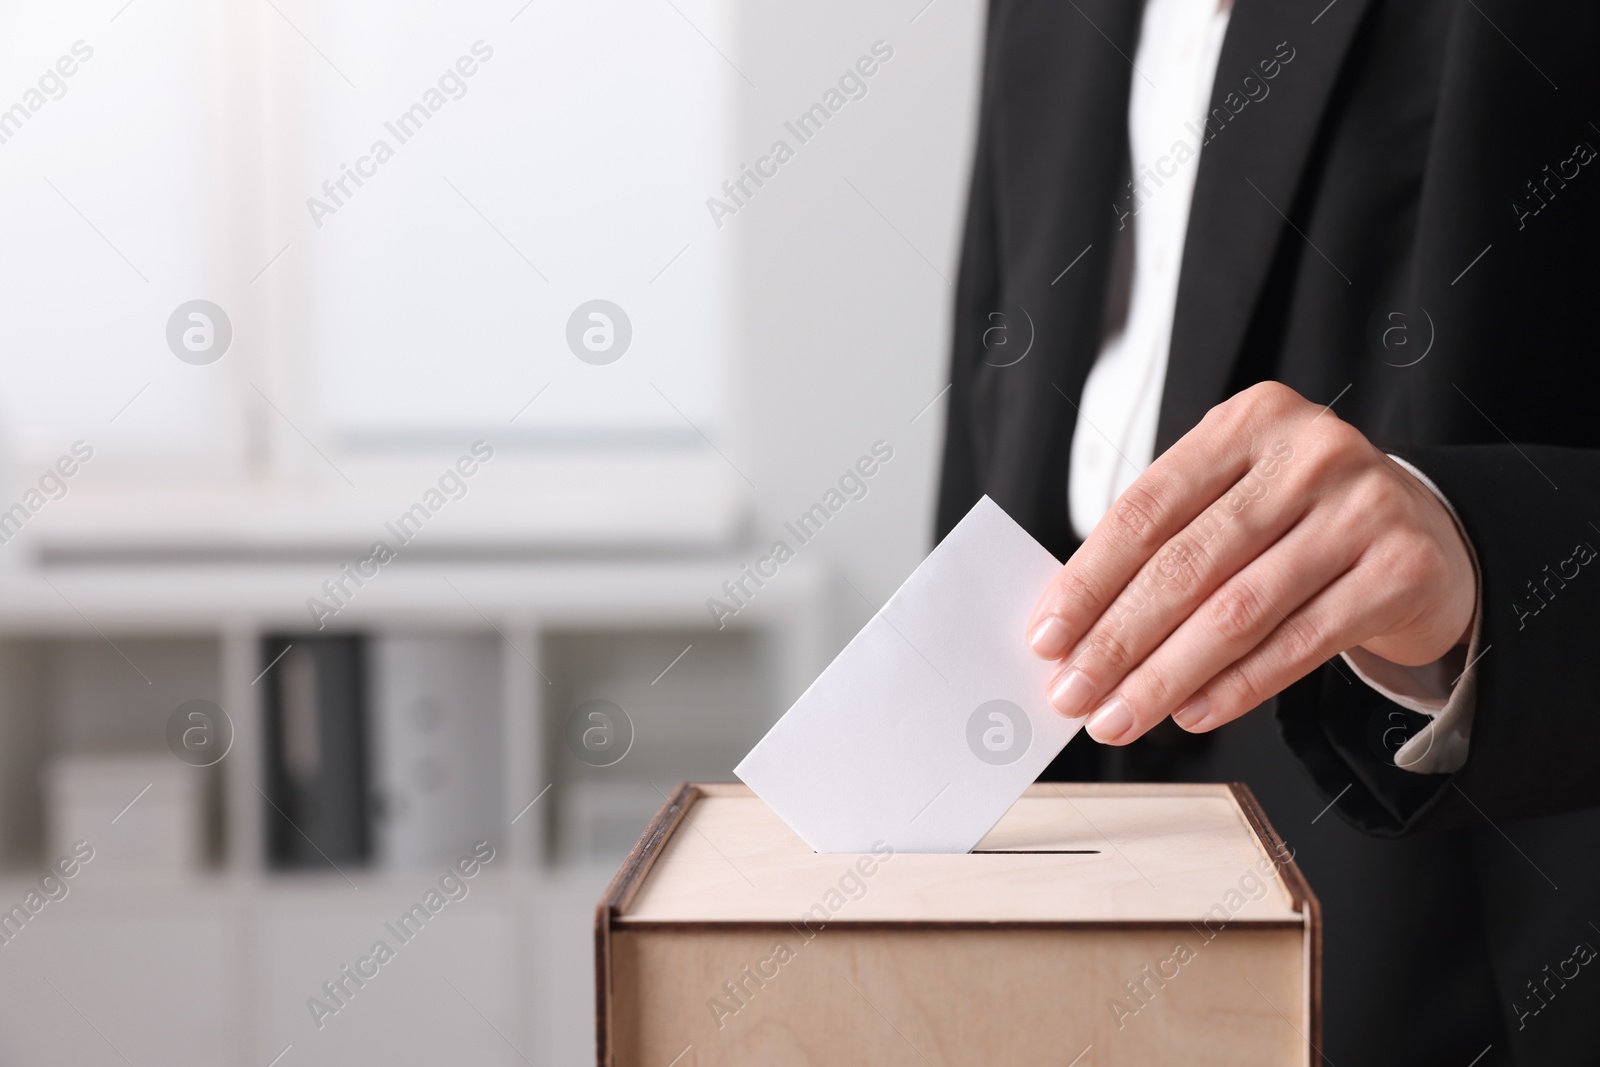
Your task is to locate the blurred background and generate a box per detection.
[0,0,983,1062]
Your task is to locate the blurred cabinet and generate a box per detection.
[0,557,831,1066]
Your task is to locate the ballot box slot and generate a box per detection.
[969,848,1100,854]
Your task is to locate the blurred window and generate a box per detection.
[0,0,732,489]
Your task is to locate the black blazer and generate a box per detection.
[936,1,1600,1062]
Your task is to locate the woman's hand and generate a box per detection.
[1026,381,1476,744]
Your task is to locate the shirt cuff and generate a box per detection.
[1337,455,1482,775]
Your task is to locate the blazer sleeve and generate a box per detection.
[1276,442,1600,836]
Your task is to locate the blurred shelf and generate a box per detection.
[10,450,748,558]
[0,547,835,1067]
[0,554,827,632]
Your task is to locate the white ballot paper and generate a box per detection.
[735,495,1084,853]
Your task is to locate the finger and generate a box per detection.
[1165,564,1401,735]
[1027,388,1303,659]
[1043,455,1309,717]
[1077,512,1361,743]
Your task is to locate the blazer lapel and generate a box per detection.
[968,0,1142,547]
[1156,0,1375,451]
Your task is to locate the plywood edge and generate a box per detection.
[1304,900,1322,1066]
[595,781,700,1066]
[1301,869,1323,1064]
[1226,782,1317,915]
[598,782,702,921]
[1228,781,1322,1062]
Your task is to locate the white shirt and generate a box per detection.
[1069,0,1230,532]
[1067,0,1479,774]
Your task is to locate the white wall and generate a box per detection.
[730,0,986,645]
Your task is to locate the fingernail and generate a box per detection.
[1049,669,1095,718]
[1086,695,1135,744]
[1028,615,1071,658]
[1172,693,1212,731]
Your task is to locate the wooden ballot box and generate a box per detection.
[596,782,1319,1066]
